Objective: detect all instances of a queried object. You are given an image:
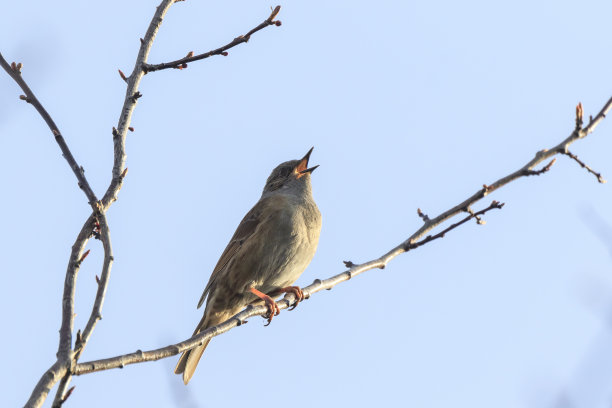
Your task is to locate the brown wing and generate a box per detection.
[196,203,262,309]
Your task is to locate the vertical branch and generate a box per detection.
[101,0,176,209]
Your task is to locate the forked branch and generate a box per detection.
[142,6,282,73]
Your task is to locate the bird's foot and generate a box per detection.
[279,286,304,310]
[249,287,280,326]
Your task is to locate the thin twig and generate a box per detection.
[0,54,99,206]
[142,5,282,73]
[404,201,504,252]
[562,150,606,183]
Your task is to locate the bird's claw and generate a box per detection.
[280,286,304,311]
[263,297,281,326]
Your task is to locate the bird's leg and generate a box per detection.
[249,287,280,326]
[278,286,304,311]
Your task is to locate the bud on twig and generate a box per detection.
[61,386,76,404]
[78,249,91,265]
[118,69,127,81]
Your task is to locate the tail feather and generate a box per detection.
[175,309,232,385]
[174,339,211,384]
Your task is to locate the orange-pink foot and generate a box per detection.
[249,287,280,326]
[279,286,304,310]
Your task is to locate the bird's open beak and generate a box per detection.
[296,147,319,177]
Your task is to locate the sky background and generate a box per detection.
[2,1,612,407]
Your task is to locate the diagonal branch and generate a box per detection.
[74,201,503,374]
[142,6,282,73]
[73,96,611,375]
[0,55,99,206]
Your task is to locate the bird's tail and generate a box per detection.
[174,313,211,385]
[174,339,211,385]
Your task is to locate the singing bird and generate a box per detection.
[175,147,322,384]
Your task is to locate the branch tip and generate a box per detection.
[575,102,584,130]
[417,208,430,222]
[563,150,606,183]
[525,158,556,176]
[11,61,23,73]
[269,5,281,21]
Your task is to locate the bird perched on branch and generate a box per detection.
[175,147,322,384]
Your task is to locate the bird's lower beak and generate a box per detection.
[297,147,319,175]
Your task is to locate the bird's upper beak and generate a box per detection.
[296,147,319,177]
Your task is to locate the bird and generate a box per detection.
[175,147,322,384]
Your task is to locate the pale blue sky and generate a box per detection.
[2,1,612,407]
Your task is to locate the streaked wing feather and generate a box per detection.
[197,206,262,308]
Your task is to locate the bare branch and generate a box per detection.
[403,201,504,252]
[142,5,282,73]
[74,214,114,359]
[0,54,99,206]
[562,150,606,183]
[100,0,177,209]
[73,96,612,374]
[524,158,557,176]
[21,1,177,407]
[25,361,67,408]
[0,53,112,408]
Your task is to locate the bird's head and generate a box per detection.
[263,147,319,194]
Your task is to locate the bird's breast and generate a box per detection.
[250,198,321,292]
